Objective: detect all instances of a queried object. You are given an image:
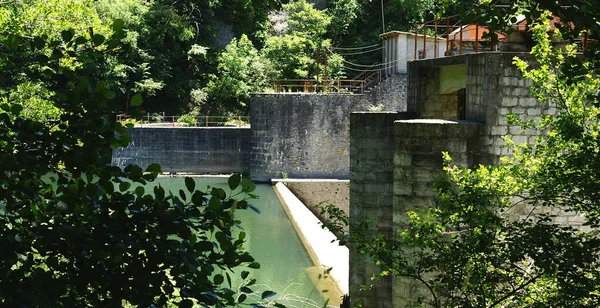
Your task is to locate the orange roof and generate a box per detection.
[449,24,507,42]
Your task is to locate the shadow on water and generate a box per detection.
[148,176,331,307]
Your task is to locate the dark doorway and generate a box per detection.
[457,88,466,120]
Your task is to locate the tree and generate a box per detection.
[0,22,266,307]
[262,0,346,81]
[94,0,166,113]
[203,34,276,114]
[321,6,600,307]
[0,0,111,121]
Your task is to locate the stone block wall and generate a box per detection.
[465,53,556,164]
[350,52,570,307]
[250,93,396,182]
[349,112,415,308]
[111,128,250,174]
[408,52,556,165]
[392,120,481,307]
[366,74,408,112]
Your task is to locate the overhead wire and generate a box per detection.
[329,43,380,51]
[333,47,383,56]
[340,65,384,72]
[339,56,402,68]
[325,47,385,67]
[327,42,398,73]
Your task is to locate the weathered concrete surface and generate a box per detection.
[249,94,382,181]
[273,182,349,306]
[392,120,481,307]
[272,179,349,232]
[111,127,250,174]
[349,112,416,308]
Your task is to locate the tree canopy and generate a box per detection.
[0,15,271,308]
[0,0,444,116]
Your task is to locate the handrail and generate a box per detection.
[273,79,367,94]
[116,114,250,128]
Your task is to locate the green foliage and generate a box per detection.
[326,0,360,38]
[0,0,456,115]
[0,0,110,40]
[321,14,600,308]
[0,81,61,122]
[510,20,600,225]
[0,0,113,121]
[204,34,277,114]
[177,114,198,127]
[263,0,345,81]
[0,23,268,307]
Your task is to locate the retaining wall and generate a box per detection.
[249,94,379,182]
[274,179,350,231]
[111,127,250,174]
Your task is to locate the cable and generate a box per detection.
[330,43,380,51]
[340,65,389,72]
[334,47,383,56]
[340,57,403,68]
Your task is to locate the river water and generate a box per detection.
[152,177,326,307]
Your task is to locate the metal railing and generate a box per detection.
[413,14,590,61]
[116,114,250,128]
[273,79,367,94]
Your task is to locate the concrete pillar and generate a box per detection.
[349,112,415,308]
[392,119,481,306]
[397,33,407,74]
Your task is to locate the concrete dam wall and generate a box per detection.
[111,127,251,174]
[113,92,403,179]
[249,94,372,181]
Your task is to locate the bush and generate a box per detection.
[177,114,198,127]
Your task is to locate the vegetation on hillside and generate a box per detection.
[1,0,440,116]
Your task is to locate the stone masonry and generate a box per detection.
[350,52,574,307]
[367,74,408,112]
[392,120,480,307]
[249,93,402,182]
[349,112,415,308]
[111,127,250,174]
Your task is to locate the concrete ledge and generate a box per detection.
[272,179,350,183]
[272,179,349,233]
[273,182,349,304]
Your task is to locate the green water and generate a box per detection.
[150,177,325,307]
